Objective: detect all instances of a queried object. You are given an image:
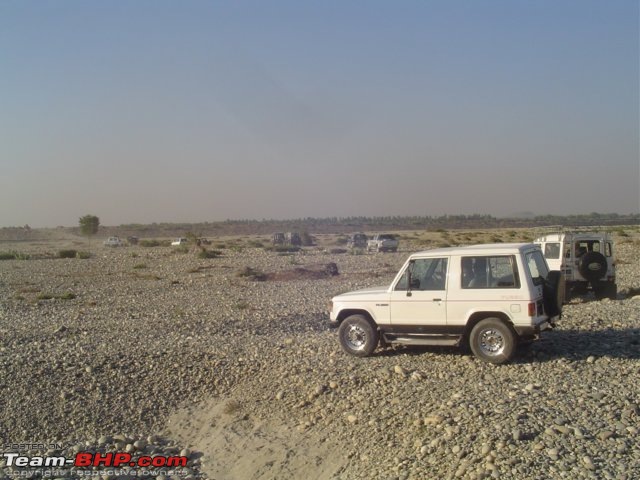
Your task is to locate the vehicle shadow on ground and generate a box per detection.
[375,327,640,363]
[522,327,640,362]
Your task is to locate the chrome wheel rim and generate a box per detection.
[346,325,367,350]
[479,328,505,356]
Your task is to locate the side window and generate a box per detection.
[462,256,519,289]
[544,243,560,259]
[395,258,448,291]
[605,242,612,257]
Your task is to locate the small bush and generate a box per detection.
[0,251,30,260]
[267,245,300,253]
[197,249,222,259]
[58,250,77,259]
[235,300,250,310]
[223,400,242,415]
[76,251,91,259]
[236,266,267,281]
[329,248,348,254]
[140,239,169,247]
[335,236,349,245]
[133,263,147,269]
[37,292,76,300]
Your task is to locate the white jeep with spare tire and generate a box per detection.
[328,243,562,364]
[533,230,616,299]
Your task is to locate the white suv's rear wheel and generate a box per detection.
[338,314,378,357]
[469,318,515,364]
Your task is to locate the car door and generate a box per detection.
[389,257,448,326]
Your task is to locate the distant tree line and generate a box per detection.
[108,212,639,237]
[2,212,637,240]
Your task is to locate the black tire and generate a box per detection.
[543,270,564,317]
[578,251,607,282]
[469,318,516,364]
[338,314,379,357]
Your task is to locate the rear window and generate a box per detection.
[544,243,561,259]
[526,250,549,286]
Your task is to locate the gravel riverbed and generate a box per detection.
[0,236,638,479]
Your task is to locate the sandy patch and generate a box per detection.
[165,397,348,480]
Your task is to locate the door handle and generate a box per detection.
[433,298,442,302]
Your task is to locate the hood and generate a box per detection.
[333,286,389,300]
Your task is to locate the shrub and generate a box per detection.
[236,266,267,281]
[198,249,222,259]
[133,263,147,269]
[329,248,348,254]
[76,251,91,259]
[58,250,77,259]
[267,245,300,253]
[335,236,349,245]
[140,239,169,247]
[37,292,76,300]
[0,251,30,260]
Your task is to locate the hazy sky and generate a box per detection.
[1,1,638,227]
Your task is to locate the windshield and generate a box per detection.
[526,250,550,286]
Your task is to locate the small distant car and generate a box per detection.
[347,233,368,250]
[171,238,189,246]
[103,237,124,247]
[367,234,399,252]
[272,233,285,245]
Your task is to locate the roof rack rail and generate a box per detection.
[532,225,614,238]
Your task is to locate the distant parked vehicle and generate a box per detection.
[534,229,616,299]
[272,233,285,245]
[367,234,399,252]
[103,236,124,247]
[286,232,302,246]
[127,236,139,245]
[171,238,189,246]
[347,233,368,250]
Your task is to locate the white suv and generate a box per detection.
[329,244,562,364]
[534,231,616,299]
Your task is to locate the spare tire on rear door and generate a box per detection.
[578,251,607,282]
[543,270,564,317]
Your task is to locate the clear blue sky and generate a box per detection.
[1,0,638,227]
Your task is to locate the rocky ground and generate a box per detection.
[0,232,638,479]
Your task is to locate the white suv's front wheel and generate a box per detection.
[469,318,516,364]
[338,314,379,357]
